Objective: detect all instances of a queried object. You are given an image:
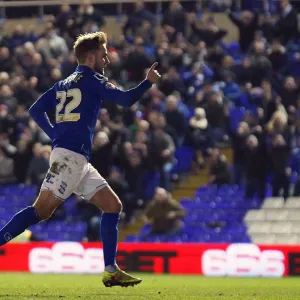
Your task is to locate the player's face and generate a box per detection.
[94,45,110,75]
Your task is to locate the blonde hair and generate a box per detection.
[267,109,287,132]
[73,31,107,64]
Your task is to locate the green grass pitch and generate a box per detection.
[0,273,300,299]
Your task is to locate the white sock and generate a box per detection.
[105,264,118,273]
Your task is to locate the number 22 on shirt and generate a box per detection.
[56,88,82,123]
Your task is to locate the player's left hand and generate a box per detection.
[146,62,161,84]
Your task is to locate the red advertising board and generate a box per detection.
[1,242,300,277]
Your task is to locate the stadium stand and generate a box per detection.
[1,0,300,243]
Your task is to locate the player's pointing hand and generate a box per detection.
[146,62,161,84]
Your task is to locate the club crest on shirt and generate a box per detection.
[105,82,116,90]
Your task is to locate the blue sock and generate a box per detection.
[100,213,119,267]
[0,206,40,246]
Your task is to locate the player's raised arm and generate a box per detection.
[29,88,56,139]
[100,62,161,107]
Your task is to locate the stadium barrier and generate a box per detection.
[1,242,300,277]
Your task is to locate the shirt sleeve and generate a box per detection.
[29,87,56,140]
[93,74,153,107]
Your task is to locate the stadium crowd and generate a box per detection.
[1,0,300,231]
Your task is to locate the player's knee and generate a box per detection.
[33,206,54,221]
[103,197,122,213]
[90,186,123,213]
[114,198,123,213]
[33,191,61,221]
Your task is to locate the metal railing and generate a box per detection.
[0,0,174,21]
[0,0,244,22]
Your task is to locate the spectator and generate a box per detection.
[259,15,276,42]
[8,25,28,51]
[244,135,267,199]
[189,13,228,47]
[0,47,13,73]
[162,1,186,38]
[0,149,16,184]
[123,37,152,83]
[74,0,105,32]
[228,10,258,52]
[203,91,227,143]
[26,143,50,188]
[12,138,33,183]
[275,0,299,44]
[90,131,114,179]
[189,107,212,169]
[36,26,68,60]
[231,122,249,186]
[0,85,18,114]
[106,167,138,225]
[0,104,18,144]
[279,76,300,111]
[250,41,272,86]
[209,148,231,185]
[270,134,291,199]
[158,67,186,97]
[55,3,74,36]
[143,187,186,235]
[268,39,288,74]
[235,56,255,85]
[72,195,101,241]
[148,127,175,192]
[165,95,186,145]
[289,136,300,196]
[123,0,156,41]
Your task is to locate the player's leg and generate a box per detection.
[90,186,142,287]
[89,185,122,270]
[0,190,61,246]
[77,164,141,287]
[0,148,86,247]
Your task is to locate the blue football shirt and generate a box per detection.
[29,65,152,160]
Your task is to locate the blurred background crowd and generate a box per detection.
[2,0,300,240]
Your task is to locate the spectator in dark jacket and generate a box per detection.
[55,3,74,35]
[165,95,186,145]
[245,135,267,199]
[289,137,300,196]
[0,47,13,73]
[162,1,186,37]
[27,144,50,189]
[268,40,288,74]
[148,127,175,192]
[189,13,227,47]
[75,0,105,30]
[0,149,16,184]
[231,122,249,186]
[279,76,300,111]
[90,131,114,179]
[270,134,291,199]
[209,148,231,185]
[203,92,227,143]
[275,0,299,44]
[123,0,156,40]
[228,10,258,52]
